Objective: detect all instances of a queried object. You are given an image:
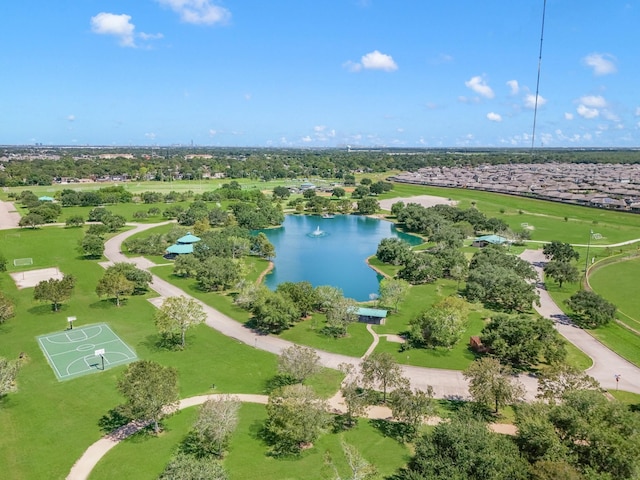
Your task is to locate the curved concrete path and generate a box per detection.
[520,249,640,393]
[102,223,516,401]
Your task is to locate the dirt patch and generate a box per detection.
[10,267,63,289]
[379,195,457,211]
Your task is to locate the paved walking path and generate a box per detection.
[65,225,639,480]
[103,223,523,401]
[520,249,640,393]
[66,390,516,480]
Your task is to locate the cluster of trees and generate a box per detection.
[57,186,133,206]
[466,245,539,312]
[235,281,358,336]
[169,227,275,293]
[399,359,640,480]
[408,296,469,349]
[33,274,76,312]
[96,262,152,306]
[4,147,637,188]
[543,241,580,288]
[480,314,566,369]
[376,237,468,285]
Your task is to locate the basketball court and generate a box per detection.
[37,323,137,381]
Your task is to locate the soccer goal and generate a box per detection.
[13,258,33,267]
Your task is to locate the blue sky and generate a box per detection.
[2,1,639,148]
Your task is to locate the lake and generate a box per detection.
[259,214,422,301]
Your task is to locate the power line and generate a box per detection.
[531,0,547,151]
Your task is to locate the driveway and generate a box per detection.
[520,249,640,393]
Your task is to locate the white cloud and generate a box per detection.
[583,53,617,76]
[487,112,502,122]
[301,136,312,143]
[564,112,574,120]
[524,93,547,109]
[464,76,494,99]
[91,13,136,47]
[577,104,599,119]
[345,50,398,72]
[506,80,519,95]
[67,115,76,122]
[580,95,607,108]
[314,125,326,132]
[361,50,398,71]
[139,32,164,41]
[145,132,157,140]
[156,0,231,25]
[244,93,252,101]
[209,129,217,136]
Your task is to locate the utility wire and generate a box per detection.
[531,0,547,151]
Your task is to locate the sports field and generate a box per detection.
[36,323,137,381]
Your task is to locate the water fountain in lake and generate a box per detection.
[307,226,328,238]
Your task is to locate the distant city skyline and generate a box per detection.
[2,1,639,148]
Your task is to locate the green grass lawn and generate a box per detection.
[0,226,287,480]
[590,257,640,330]
[385,183,640,245]
[90,403,410,480]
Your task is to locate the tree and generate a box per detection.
[173,254,201,278]
[155,296,206,349]
[314,285,344,312]
[264,384,329,456]
[65,215,85,227]
[544,260,579,288]
[278,345,321,383]
[466,263,539,312]
[0,356,20,398]
[397,252,443,284]
[352,185,370,199]
[397,414,530,480]
[251,232,276,259]
[196,256,242,292]
[0,292,15,323]
[96,271,134,306]
[272,185,291,200]
[183,395,240,458]
[409,296,469,348]
[375,237,412,266]
[251,290,300,333]
[566,290,617,328]
[19,213,44,229]
[0,252,6,272]
[378,278,410,312]
[159,453,228,480]
[361,352,408,403]
[543,241,579,263]
[389,386,435,439]
[106,263,152,294]
[338,363,369,428]
[463,357,525,413]
[33,274,76,312]
[325,296,358,337]
[117,360,179,434]
[79,234,104,258]
[356,197,379,215]
[276,281,317,317]
[331,187,346,198]
[480,314,566,369]
[536,364,600,404]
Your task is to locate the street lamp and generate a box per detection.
[584,230,593,277]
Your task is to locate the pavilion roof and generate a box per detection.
[177,232,201,244]
[166,243,194,254]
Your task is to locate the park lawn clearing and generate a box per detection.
[37,323,137,381]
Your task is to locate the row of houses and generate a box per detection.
[390,163,640,211]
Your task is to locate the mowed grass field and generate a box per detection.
[90,403,409,480]
[3,180,640,478]
[0,226,343,480]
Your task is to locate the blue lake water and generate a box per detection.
[259,215,422,301]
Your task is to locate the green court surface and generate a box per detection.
[37,323,137,381]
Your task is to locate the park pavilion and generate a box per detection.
[166,232,201,257]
